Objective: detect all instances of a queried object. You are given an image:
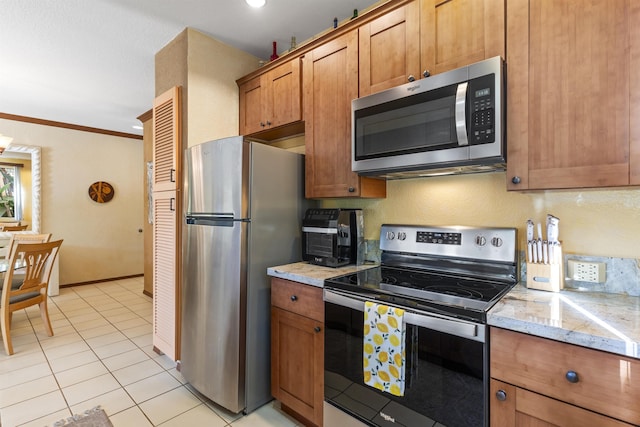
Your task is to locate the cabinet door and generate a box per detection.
[490,379,634,427]
[264,58,302,128]
[152,86,181,192]
[359,1,420,96]
[421,0,505,75]
[507,0,638,190]
[304,30,386,198]
[271,306,323,426]
[239,76,264,135]
[152,189,181,361]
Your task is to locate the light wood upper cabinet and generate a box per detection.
[238,76,264,135]
[507,0,640,190]
[421,0,505,75]
[239,58,303,138]
[359,1,421,96]
[490,327,640,426]
[303,30,386,198]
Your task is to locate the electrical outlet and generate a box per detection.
[567,260,606,283]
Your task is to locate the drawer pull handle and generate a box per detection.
[496,390,507,401]
[566,370,579,383]
[314,326,321,333]
[290,295,298,302]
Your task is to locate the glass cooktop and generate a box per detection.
[324,266,515,323]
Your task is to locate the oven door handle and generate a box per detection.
[324,289,485,342]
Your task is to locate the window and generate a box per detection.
[0,164,22,220]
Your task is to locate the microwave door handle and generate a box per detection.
[455,82,469,146]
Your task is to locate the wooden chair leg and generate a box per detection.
[40,301,53,337]
[1,307,13,355]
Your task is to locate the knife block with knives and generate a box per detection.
[526,245,564,292]
[525,216,564,292]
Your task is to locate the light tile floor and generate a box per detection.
[0,277,301,427]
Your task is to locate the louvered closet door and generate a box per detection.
[153,86,181,192]
[152,190,180,360]
[151,85,182,361]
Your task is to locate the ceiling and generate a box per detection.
[0,0,380,137]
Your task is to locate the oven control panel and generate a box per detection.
[416,231,462,245]
[381,224,517,263]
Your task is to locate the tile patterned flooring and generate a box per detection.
[0,277,301,427]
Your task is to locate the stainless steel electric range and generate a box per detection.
[323,224,518,427]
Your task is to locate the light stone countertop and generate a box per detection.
[267,262,640,360]
[488,284,640,360]
[267,261,378,287]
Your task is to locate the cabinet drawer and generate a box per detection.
[271,278,324,321]
[491,327,640,425]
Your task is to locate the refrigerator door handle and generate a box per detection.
[186,213,236,227]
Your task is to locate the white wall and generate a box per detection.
[0,118,144,284]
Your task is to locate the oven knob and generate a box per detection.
[491,237,503,247]
[475,235,487,246]
[386,231,395,240]
[397,232,406,241]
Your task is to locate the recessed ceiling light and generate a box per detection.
[246,0,266,8]
[132,125,143,130]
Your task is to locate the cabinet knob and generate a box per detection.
[423,70,431,78]
[314,326,321,333]
[266,121,272,126]
[511,176,522,184]
[290,295,298,302]
[260,122,266,128]
[348,187,355,193]
[496,390,507,401]
[407,75,416,82]
[566,370,579,383]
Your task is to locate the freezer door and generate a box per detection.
[185,136,249,219]
[181,219,248,413]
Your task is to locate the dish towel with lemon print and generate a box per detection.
[363,301,406,396]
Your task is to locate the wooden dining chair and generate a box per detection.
[4,233,52,260]
[0,239,63,355]
[1,225,29,232]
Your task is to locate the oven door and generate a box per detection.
[324,289,488,427]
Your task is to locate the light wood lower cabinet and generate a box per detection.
[271,278,324,427]
[490,327,640,426]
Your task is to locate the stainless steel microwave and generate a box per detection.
[352,56,505,179]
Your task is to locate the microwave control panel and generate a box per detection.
[469,74,495,145]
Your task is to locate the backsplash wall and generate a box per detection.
[321,172,640,259]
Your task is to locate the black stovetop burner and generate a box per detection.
[324,265,515,323]
[323,224,518,323]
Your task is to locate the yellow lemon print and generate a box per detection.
[377,305,389,315]
[373,334,384,345]
[364,324,370,335]
[364,371,371,383]
[364,311,368,321]
[394,353,403,367]
[377,323,389,333]
[388,317,398,329]
[378,351,388,362]
[363,357,369,368]
[378,371,390,382]
[390,384,402,396]
[389,334,400,347]
[394,308,405,316]
[364,343,374,354]
[389,365,399,379]
[374,382,385,391]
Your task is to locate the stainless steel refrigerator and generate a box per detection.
[181,136,308,414]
